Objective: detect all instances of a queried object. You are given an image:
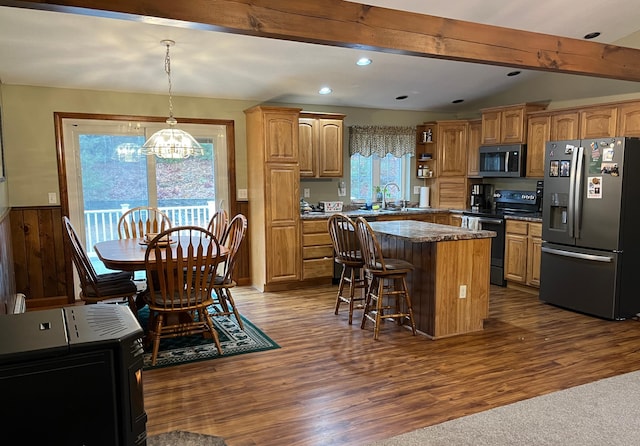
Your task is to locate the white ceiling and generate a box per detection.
[1,1,639,113]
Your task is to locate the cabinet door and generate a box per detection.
[438,121,468,177]
[526,115,551,178]
[550,111,580,140]
[435,177,467,209]
[580,106,618,139]
[526,223,542,287]
[298,118,315,177]
[317,119,343,177]
[617,102,640,137]
[467,120,481,177]
[264,110,299,162]
[501,107,526,143]
[481,111,501,144]
[504,233,527,283]
[265,165,300,282]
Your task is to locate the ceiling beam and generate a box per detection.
[6,0,640,82]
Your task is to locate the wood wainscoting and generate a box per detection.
[10,206,70,309]
[0,209,17,314]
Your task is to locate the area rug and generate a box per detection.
[147,430,227,446]
[367,370,640,446]
[138,306,279,370]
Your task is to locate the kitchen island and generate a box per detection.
[367,220,496,339]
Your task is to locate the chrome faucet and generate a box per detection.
[381,182,401,209]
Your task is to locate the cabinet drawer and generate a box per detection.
[303,245,334,260]
[303,233,332,246]
[302,219,329,233]
[303,258,334,279]
[529,222,542,238]
[506,220,528,235]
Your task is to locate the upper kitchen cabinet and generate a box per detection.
[617,101,640,136]
[437,120,468,177]
[550,111,580,140]
[579,105,618,139]
[466,119,482,177]
[526,114,551,178]
[481,103,547,145]
[299,112,346,178]
[245,105,302,292]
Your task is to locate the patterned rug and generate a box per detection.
[138,306,279,370]
[147,430,227,446]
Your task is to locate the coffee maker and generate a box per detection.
[470,184,493,212]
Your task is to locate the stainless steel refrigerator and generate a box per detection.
[540,136,640,319]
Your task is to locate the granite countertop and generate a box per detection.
[300,207,452,220]
[300,208,542,223]
[368,220,496,243]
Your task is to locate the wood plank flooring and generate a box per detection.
[142,284,640,445]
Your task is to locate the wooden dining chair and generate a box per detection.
[144,225,224,366]
[62,216,139,311]
[118,206,172,239]
[354,217,417,340]
[206,208,229,242]
[211,213,248,329]
[327,213,367,324]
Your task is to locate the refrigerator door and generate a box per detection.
[542,139,580,245]
[575,137,624,250]
[540,242,620,319]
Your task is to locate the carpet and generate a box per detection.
[147,430,227,446]
[138,306,279,370]
[368,370,640,445]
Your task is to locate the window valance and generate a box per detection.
[349,125,416,157]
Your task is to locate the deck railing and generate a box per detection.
[84,202,216,263]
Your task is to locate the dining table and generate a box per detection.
[94,236,229,311]
[94,236,229,272]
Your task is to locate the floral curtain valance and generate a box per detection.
[349,125,416,157]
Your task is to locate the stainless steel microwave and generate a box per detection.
[478,144,526,177]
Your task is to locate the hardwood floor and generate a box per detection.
[142,284,640,445]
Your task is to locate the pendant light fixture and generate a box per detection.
[142,40,203,159]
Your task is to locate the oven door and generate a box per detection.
[476,216,506,286]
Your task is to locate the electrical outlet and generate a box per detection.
[459,285,467,298]
[237,188,248,200]
[413,186,421,194]
[304,188,310,198]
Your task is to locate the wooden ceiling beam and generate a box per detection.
[7,0,640,82]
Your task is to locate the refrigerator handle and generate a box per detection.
[574,145,585,238]
[567,146,578,238]
[541,246,613,263]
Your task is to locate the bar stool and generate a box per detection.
[354,217,417,340]
[327,213,367,324]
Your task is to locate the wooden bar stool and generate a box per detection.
[327,213,367,324]
[354,217,417,340]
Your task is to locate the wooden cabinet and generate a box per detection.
[245,105,302,291]
[466,119,482,177]
[526,114,551,178]
[299,112,345,178]
[301,219,334,280]
[504,220,542,288]
[481,103,546,145]
[617,102,640,136]
[437,121,468,177]
[550,111,580,140]
[580,105,618,139]
[430,177,467,210]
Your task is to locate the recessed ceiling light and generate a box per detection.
[396,95,408,100]
[451,99,464,104]
[319,87,332,95]
[356,57,372,66]
[507,71,521,77]
[584,32,601,40]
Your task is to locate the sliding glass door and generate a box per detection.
[61,117,231,275]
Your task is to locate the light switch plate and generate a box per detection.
[304,188,310,198]
[413,186,421,195]
[237,188,248,199]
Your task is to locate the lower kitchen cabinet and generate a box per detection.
[302,219,334,279]
[504,220,542,288]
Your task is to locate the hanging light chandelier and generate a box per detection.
[142,40,203,159]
